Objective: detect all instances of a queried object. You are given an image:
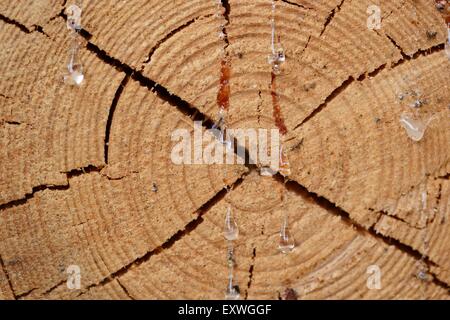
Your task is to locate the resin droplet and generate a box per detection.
[212,110,232,149]
[65,52,84,86]
[268,46,285,75]
[66,4,82,31]
[226,244,236,268]
[279,216,295,254]
[224,206,239,241]
[225,275,240,300]
[279,146,291,176]
[417,270,431,282]
[399,113,427,142]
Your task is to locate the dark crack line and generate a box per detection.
[221,0,231,48]
[142,15,212,66]
[281,0,313,10]
[256,90,262,125]
[0,13,50,37]
[0,253,17,300]
[33,279,66,299]
[437,173,450,180]
[0,166,105,211]
[105,74,130,164]
[386,33,445,67]
[299,35,311,56]
[244,247,256,300]
[385,34,410,61]
[3,120,21,126]
[63,165,104,178]
[116,279,135,300]
[15,288,37,300]
[371,209,426,231]
[293,76,354,130]
[0,184,69,211]
[0,12,32,33]
[319,0,345,37]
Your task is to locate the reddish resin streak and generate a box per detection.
[271,72,288,136]
[217,58,231,111]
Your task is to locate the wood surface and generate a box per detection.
[0,0,449,299]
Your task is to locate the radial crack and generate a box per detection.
[319,0,345,37]
[0,13,50,37]
[281,0,313,10]
[142,15,212,66]
[294,76,354,130]
[116,279,135,300]
[0,165,106,211]
[104,74,130,164]
[244,247,257,300]
[0,12,32,33]
[0,184,69,211]
[0,253,17,299]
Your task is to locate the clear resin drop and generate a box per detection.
[279,146,291,176]
[212,110,232,149]
[268,0,285,76]
[417,269,431,282]
[279,216,295,254]
[399,113,427,142]
[224,206,239,241]
[225,275,240,300]
[268,47,285,75]
[65,51,84,86]
[66,4,82,31]
[227,246,236,268]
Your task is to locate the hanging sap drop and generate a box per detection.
[225,275,240,300]
[279,216,295,254]
[66,4,82,31]
[268,47,285,76]
[224,206,239,241]
[399,113,427,142]
[279,146,291,176]
[65,50,84,86]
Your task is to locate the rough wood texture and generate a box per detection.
[0,0,449,300]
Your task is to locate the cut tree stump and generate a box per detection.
[0,0,449,300]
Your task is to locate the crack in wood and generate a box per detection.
[0,253,17,299]
[2,1,449,298]
[142,15,212,66]
[293,76,354,130]
[0,184,69,211]
[0,12,32,33]
[0,165,106,211]
[221,0,231,48]
[281,0,313,10]
[104,74,130,164]
[244,247,256,300]
[0,12,50,37]
[319,0,345,37]
[116,279,135,300]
